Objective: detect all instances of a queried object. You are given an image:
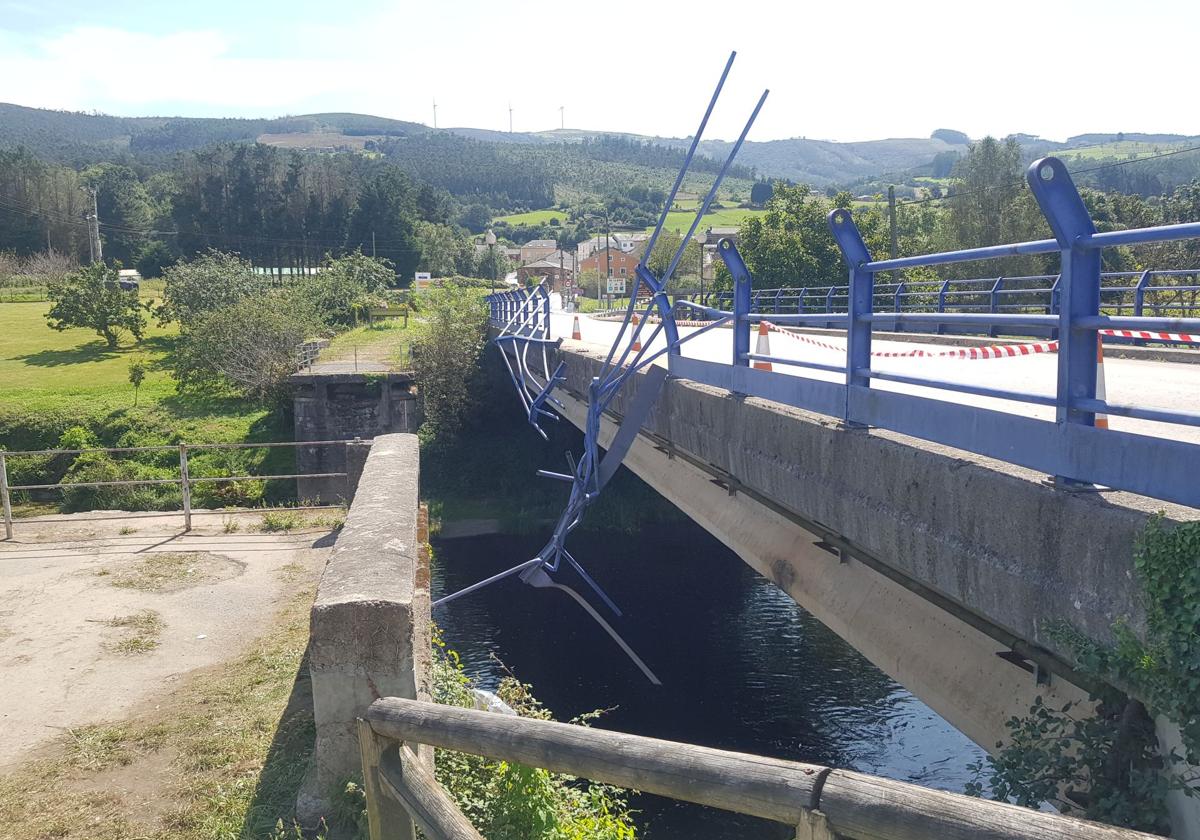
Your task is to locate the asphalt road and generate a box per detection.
[550,311,1200,446]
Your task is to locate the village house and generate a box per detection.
[519,239,558,264]
[516,249,576,288]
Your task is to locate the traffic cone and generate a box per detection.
[1095,339,1109,430]
[571,315,582,341]
[753,321,773,371]
[631,314,642,352]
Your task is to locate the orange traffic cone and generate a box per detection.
[571,315,582,341]
[1095,339,1109,429]
[753,321,772,371]
[631,314,642,352]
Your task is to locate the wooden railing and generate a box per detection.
[358,697,1158,840]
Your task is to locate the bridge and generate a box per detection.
[483,154,1200,835]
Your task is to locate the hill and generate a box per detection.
[0,103,428,160]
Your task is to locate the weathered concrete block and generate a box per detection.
[298,433,430,825]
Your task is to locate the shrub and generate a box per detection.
[159,250,268,329]
[430,628,638,839]
[413,285,489,439]
[172,292,321,402]
[59,451,180,512]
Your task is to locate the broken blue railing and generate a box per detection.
[488,284,564,438]
[434,51,768,684]
[669,157,1200,509]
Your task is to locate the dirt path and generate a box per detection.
[0,510,333,769]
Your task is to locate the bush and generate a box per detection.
[413,285,489,439]
[59,451,180,513]
[172,292,321,402]
[159,250,269,328]
[431,628,638,839]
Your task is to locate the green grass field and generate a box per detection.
[1058,140,1187,161]
[0,301,273,450]
[646,206,764,234]
[494,208,572,226]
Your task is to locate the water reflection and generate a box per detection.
[431,527,985,839]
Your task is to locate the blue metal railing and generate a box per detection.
[682,269,1200,342]
[488,284,552,340]
[670,157,1200,508]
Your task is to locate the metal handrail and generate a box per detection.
[676,157,1200,508]
[0,439,363,539]
[673,270,1200,338]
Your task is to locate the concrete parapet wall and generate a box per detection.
[556,343,1197,657]
[298,433,430,823]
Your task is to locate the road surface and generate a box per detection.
[550,311,1200,446]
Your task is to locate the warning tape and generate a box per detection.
[586,315,1199,355]
[760,321,1059,360]
[1098,328,1200,344]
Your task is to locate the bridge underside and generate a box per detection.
[545,342,1199,759]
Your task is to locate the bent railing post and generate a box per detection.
[829,208,874,425]
[719,239,753,367]
[1027,158,1101,481]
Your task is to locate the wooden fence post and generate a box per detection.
[178,445,192,532]
[357,719,416,840]
[0,452,12,540]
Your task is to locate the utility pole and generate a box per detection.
[887,185,898,262]
[371,230,377,258]
[432,99,438,129]
[87,188,103,264]
[508,103,513,134]
[887,185,898,281]
[559,105,564,130]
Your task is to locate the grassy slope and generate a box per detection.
[0,301,277,454]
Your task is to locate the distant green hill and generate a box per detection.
[3,102,1197,195]
[0,103,428,160]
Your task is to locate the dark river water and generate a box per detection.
[430,526,986,839]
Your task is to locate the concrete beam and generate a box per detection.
[298,433,431,824]
[556,343,1197,659]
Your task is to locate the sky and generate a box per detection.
[0,0,1196,143]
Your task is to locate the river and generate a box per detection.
[430,526,987,839]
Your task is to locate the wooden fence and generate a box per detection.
[357,697,1159,840]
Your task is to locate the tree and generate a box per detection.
[750,179,774,205]
[413,285,489,438]
[172,292,319,402]
[135,240,175,279]
[459,204,492,234]
[158,250,268,328]
[46,263,145,348]
[730,183,844,288]
[646,231,701,287]
[348,170,421,282]
[944,137,1052,275]
[127,359,147,406]
[83,163,153,266]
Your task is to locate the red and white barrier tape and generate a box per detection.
[1098,328,1199,344]
[760,321,1059,359]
